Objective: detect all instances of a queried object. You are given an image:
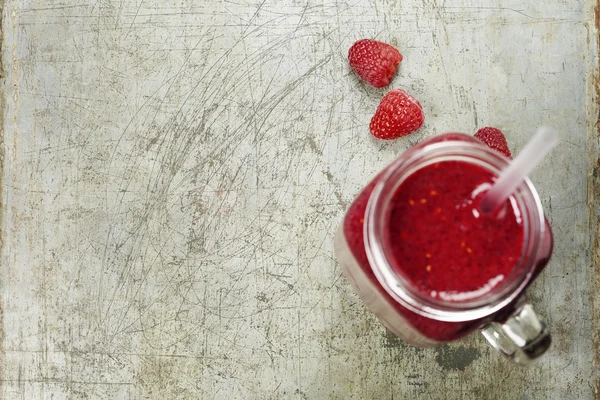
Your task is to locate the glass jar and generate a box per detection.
[334,133,553,364]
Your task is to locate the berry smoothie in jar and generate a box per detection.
[334,133,553,364]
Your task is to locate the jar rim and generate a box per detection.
[363,134,546,322]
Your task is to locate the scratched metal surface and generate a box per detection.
[0,0,597,399]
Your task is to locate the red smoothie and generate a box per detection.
[385,161,524,302]
[336,133,553,345]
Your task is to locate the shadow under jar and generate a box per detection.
[334,133,553,365]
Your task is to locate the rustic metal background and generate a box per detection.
[1,0,598,398]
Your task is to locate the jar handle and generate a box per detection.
[481,303,551,365]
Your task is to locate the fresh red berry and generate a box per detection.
[348,39,403,88]
[369,89,424,140]
[474,127,512,158]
